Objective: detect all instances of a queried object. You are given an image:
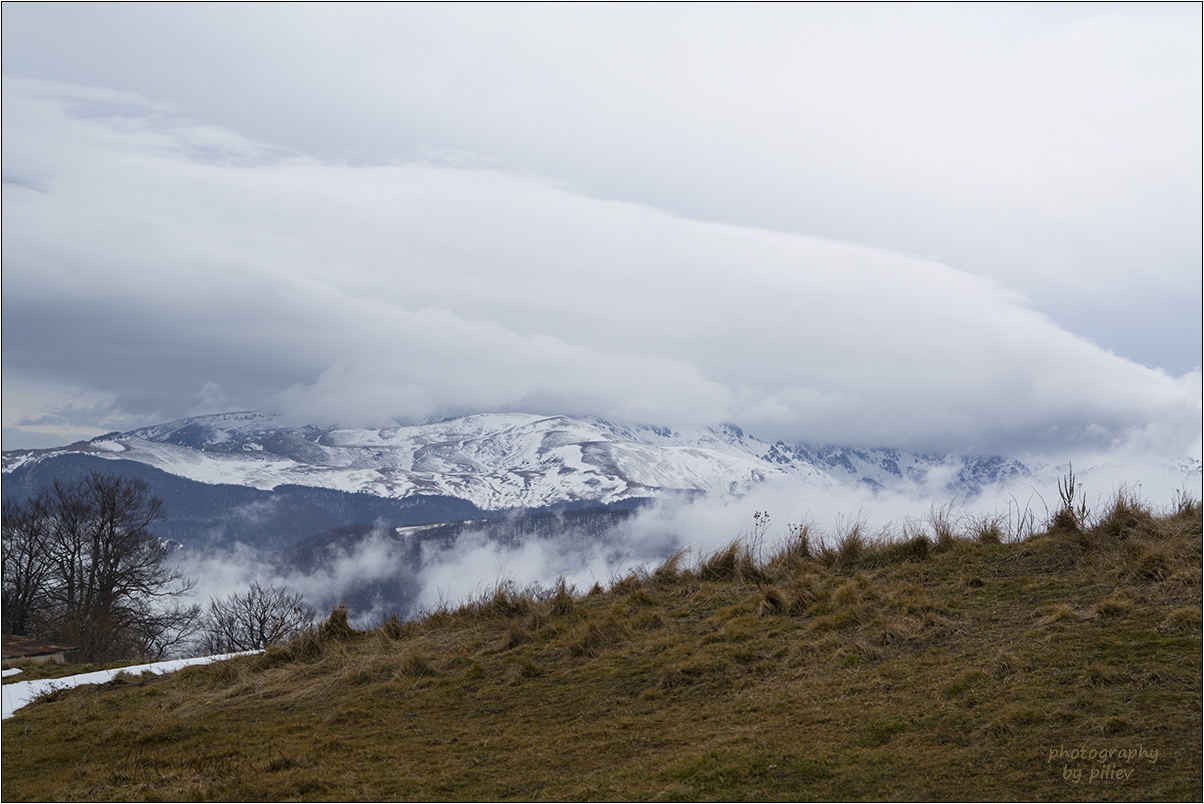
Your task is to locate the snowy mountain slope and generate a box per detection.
[3,411,1031,510]
[766,442,1031,497]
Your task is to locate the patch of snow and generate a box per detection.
[1,651,260,719]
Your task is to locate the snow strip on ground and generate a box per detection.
[2,651,260,719]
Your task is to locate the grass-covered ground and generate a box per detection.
[2,490,1200,801]
[2,657,154,685]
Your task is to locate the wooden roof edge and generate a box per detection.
[1,634,81,658]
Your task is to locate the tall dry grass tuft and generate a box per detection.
[1049,464,1090,533]
[258,605,362,668]
[1171,489,1202,519]
[786,521,816,561]
[929,504,958,551]
[966,514,1004,545]
[566,616,626,658]
[699,542,741,582]
[988,648,1026,679]
[609,568,647,596]
[1156,607,1202,634]
[464,580,535,620]
[399,652,439,678]
[1094,486,1153,539]
[548,578,576,616]
[379,609,410,640]
[860,531,931,568]
[785,574,821,616]
[696,541,766,585]
[833,522,867,569]
[502,623,529,651]
[763,522,817,582]
[319,606,358,641]
[756,586,789,618]
[651,548,690,589]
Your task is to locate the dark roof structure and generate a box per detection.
[1,634,80,661]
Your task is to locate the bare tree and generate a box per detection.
[2,471,200,661]
[201,581,315,653]
[1,497,55,636]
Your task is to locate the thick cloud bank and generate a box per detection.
[2,79,1199,460]
[4,5,1200,372]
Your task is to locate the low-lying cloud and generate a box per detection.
[175,458,1200,630]
[2,78,1199,461]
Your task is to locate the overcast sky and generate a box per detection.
[2,4,1200,461]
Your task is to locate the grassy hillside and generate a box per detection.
[3,491,1201,801]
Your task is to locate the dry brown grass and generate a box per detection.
[3,490,1200,802]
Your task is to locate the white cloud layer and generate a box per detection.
[176,458,1201,627]
[2,79,1199,460]
[3,4,1199,372]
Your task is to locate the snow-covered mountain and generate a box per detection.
[3,411,1030,510]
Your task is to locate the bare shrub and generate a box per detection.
[201,581,316,653]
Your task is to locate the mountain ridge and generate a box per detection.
[4,411,1031,510]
